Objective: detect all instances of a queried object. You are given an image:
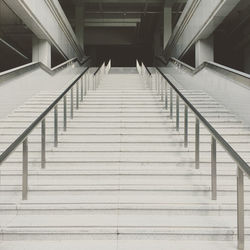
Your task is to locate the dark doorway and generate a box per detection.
[85,44,153,67]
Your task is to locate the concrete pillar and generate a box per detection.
[163,3,172,50]
[243,45,250,74]
[75,5,84,50]
[195,35,214,67]
[154,29,162,58]
[32,36,51,68]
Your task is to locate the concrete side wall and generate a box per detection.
[163,61,250,126]
[0,61,88,119]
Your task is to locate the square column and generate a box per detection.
[244,45,250,74]
[163,5,172,50]
[75,5,84,50]
[32,36,51,68]
[195,35,214,67]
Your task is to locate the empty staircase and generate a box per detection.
[0,67,249,249]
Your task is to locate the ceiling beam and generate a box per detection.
[72,0,187,4]
[85,22,137,27]
[84,18,141,23]
[85,11,159,14]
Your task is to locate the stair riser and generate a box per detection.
[1,208,249,216]
[1,190,249,198]
[0,176,239,185]
[0,232,245,241]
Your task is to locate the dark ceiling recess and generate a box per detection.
[0,0,31,71]
[214,0,250,72]
[59,0,162,67]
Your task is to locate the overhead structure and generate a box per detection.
[164,0,240,61]
[4,0,85,61]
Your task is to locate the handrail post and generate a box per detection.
[41,119,46,168]
[237,166,244,250]
[176,94,179,131]
[154,73,156,91]
[88,71,90,91]
[158,74,160,95]
[161,76,164,101]
[156,73,159,94]
[195,118,200,169]
[165,82,168,110]
[71,88,74,119]
[184,105,188,147]
[54,105,58,147]
[22,138,28,200]
[157,73,159,93]
[211,136,217,200]
[170,87,173,119]
[81,76,83,101]
[84,74,87,96]
[63,95,67,131]
[76,81,79,110]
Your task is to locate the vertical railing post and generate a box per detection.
[195,118,200,169]
[63,95,67,131]
[156,73,159,93]
[154,73,156,91]
[157,74,159,94]
[158,75,161,96]
[81,76,83,101]
[54,105,58,147]
[211,136,217,200]
[84,74,87,96]
[71,88,74,119]
[22,138,28,200]
[76,81,79,110]
[161,77,164,101]
[41,119,46,168]
[165,82,168,110]
[87,71,89,91]
[170,87,173,119]
[184,105,188,147]
[176,94,179,131]
[237,166,244,250]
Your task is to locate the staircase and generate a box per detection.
[0,67,249,249]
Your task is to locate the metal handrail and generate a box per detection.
[94,62,105,76]
[0,66,88,165]
[156,67,250,178]
[93,60,111,89]
[0,60,107,200]
[138,59,152,76]
[136,59,152,89]
[144,64,151,76]
[139,61,248,250]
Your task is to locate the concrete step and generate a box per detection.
[0,240,245,250]
[1,201,250,216]
[1,214,250,240]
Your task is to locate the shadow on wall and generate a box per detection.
[85,45,153,67]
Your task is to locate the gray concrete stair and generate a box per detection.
[0,69,249,248]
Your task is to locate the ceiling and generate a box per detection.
[59,0,187,46]
[0,0,187,68]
